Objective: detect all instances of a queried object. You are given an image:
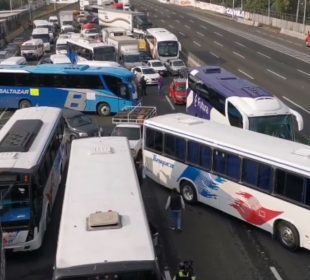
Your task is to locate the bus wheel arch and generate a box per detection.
[275,219,300,251]
[180,180,197,204]
[97,102,111,116]
[19,99,32,109]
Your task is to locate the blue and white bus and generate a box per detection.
[0,107,68,252]
[143,113,310,251]
[186,66,303,141]
[0,64,138,116]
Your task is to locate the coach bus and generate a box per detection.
[0,107,68,252]
[186,66,303,141]
[53,137,160,280]
[67,38,117,62]
[143,113,310,251]
[145,28,181,62]
[0,64,138,116]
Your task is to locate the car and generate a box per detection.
[81,28,101,40]
[169,78,188,105]
[131,66,160,85]
[139,52,152,64]
[164,58,187,76]
[146,59,168,76]
[62,109,99,141]
[0,56,27,65]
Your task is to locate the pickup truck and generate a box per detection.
[111,106,157,161]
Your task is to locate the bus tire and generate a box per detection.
[97,103,111,116]
[180,181,197,204]
[276,221,299,251]
[19,99,31,109]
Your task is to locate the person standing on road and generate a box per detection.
[158,74,164,97]
[140,76,147,96]
[165,188,185,231]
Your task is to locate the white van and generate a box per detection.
[55,37,69,54]
[0,56,27,65]
[21,39,44,61]
[33,19,55,43]
[32,28,51,52]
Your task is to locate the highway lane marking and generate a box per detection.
[214,41,223,47]
[179,31,185,36]
[269,266,283,280]
[210,52,219,58]
[200,25,207,29]
[160,19,165,23]
[175,19,180,23]
[214,31,223,37]
[257,51,271,59]
[193,41,201,47]
[196,31,204,36]
[189,19,194,23]
[168,24,174,29]
[185,25,190,29]
[179,15,184,18]
[233,51,245,59]
[234,41,246,47]
[282,96,310,114]
[267,69,287,80]
[0,109,7,120]
[297,69,310,76]
[238,69,254,79]
[165,95,175,111]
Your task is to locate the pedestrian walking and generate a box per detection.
[158,74,164,97]
[140,76,147,96]
[165,188,185,231]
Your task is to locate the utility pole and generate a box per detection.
[268,0,270,24]
[303,0,307,32]
[296,0,301,22]
[10,0,12,11]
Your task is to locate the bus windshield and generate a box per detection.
[249,115,295,140]
[93,46,116,61]
[32,34,49,43]
[158,41,178,57]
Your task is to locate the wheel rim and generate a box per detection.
[99,104,110,116]
[280,226,295,248]
[182,185,194,201]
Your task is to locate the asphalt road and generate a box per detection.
[3,1,310,279]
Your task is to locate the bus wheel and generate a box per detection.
[276,221,299,251]
[19,100,31,109]
[180,181,197,204]
[97,103,111,116]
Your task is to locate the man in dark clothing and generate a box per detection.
[140,76,147,96]
[165,188,185,231]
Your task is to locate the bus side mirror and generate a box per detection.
[290,108,303,131]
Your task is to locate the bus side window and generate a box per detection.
[145,128,163,153]
[104,75,125,96]
[227,102,243,128]
[305,179,310,206]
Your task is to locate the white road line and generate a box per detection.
[165,95,175,110]
[168,24,174,29]
[267,69,287,80]
[179,31,185,36]
[214,41,223,47]
[210,52,219,58]
[160,19,165,23]
[196,31,204,36]
[180,15,184,18]
[200,25,207,29]
[189,19,194,23]
[233,51,245,59]
[282,96,310,114]
[0,109,7,119]
[193,41,201,47]
[297,68,310,76]
[164,267,172,280]
[269,267,283,280]
[238,69,254,79]
[257,51,271,59]
[234,41,246,47]
[214,31,223,37]
[175,19,180,23]
[185,25,190,29]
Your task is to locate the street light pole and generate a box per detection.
[303,0,307,32]
[268,0,270,24]
[296,0,300,22]
[10,0,12,11]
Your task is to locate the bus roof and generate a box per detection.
[55,137,155,272]
[67,38,115,50]
[144,113,310,176]
[146,28,177,42]
[0,64,133,78]
[0,107,62,171]
[189,66,292,116]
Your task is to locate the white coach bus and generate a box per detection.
[143,113,310,251]
[53,137,160,279]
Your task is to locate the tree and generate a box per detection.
[273,0,290,13]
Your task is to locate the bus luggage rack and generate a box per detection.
[112,106,157,124]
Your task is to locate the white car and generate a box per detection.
[165,58,187,76]
[131,66,160,85]
[81,28,101,40]
[146,59,168,76]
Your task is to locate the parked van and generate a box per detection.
[32,28,51,52]
[0,56,27,65]
[55,37,69,54]
[21,39,44,60]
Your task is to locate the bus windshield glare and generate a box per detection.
[158,41,178,57]
[249,115,295,140]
